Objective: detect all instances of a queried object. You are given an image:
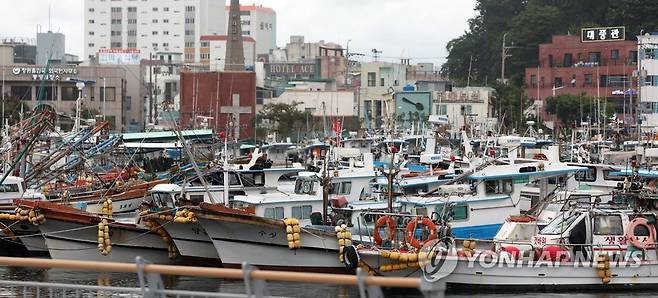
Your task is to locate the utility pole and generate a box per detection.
[154,66,159,125]
[148,53,153,125]
[344,39,351,87]
[500,33,518,83]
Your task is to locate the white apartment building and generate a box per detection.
[360,61,408,128]
[199,35,256,71]
[639,33,658,132]
[433,87,494,133]
[228,4,276,56]
[84,0,226,63]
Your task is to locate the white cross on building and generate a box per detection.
[220,94,251,139]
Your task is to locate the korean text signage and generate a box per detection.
[98,48,141,65]
[267,63,316,76]
[581,26,625,42]
[11,66,78,81]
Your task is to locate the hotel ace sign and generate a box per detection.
[266,63,316,76]
[11,66,78,81]
[581,26,625,42]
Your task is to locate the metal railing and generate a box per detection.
[0,256,445,298]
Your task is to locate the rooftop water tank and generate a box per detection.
[403,84,415,91]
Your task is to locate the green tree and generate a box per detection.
[490,81,534,132]
[1,94,30,126]
[545,93,615,131]
[256,102,312,142]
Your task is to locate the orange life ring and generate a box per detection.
[405,217,438,248]
[626,217,656,250]
[373,216,397,246]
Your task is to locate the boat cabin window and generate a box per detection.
[294,178,316,195]
[192,172,241,186]
[593,214,624,235]
[152,192,176,209]
[241,172,265,187]
[561,195,591,211]
[189,195,204,205]
[540,212,581,235]
[292,205,312,219]
[548,175,566,185]
[0,183,19,193]
[330,182,352,195]
[603,169,625,181]
[574,166,597,182]
[485,179,513,195]
[264,207,284,220]
[435,204,468,221]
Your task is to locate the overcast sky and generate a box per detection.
[0,0,476,67]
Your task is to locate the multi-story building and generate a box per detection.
[523,35,638,125]
[360,61,407,128]
[227,4,276,56]
[36,31,66,65]
[84,0,226,63]
[199,35,256,71]
[1,37,36,65]
[434,87,494,134]
[638,33,658,132]
[0,63,143,132]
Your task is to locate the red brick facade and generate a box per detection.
[180,71,256,139]
[524,35,638,116]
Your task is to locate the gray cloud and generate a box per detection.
[0,0,476,67]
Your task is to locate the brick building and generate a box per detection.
[524,35,638,122]
[179,71,256,139]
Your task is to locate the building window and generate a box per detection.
[548,54,554,67]
[163,19,169,23]
[88,43,95,47]
[163,31,169,35]
[127,42,137,48]
[367,72,376,87]
[394,80,399,86]
[152,31,158,35]
[127,7,137,12]
[185,6,195,12]
[200,41,209,47]
[152,43,158,48]
[185,18,195,24]
[110,42,122,48]
[530,75,537,87]
[152,19,158,23]
[110,7,122,13]
[163,7,169,12]
[554,77,563,88]
[611,49,620,60]
[88,19,95,24]
[128,19,137,24]
[584,74,593,85]
[162,43,169,47]
[242,30,251,35]
[152,7,158,11]
[88,31,94,36]
[61,87,79,101]
[11,86,32,101]
[630,50,638,63]
[460,105,472,115]
[100,87,116,102]
[185,41,195,48]
[111,19,122,24]
[185,30,194,36]
[200,53,210,59]
[588,52,601,63]
[111,31,121,36]
[127,30,136,36]
[240,11,250,16]
[563,53,573,67]
[437,104,447,115]
[89,8,95,12]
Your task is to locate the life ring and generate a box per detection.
[626,217,657,250]
[405,217,438,249]
[374,216,397,246]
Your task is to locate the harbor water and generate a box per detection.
[0,266,657,297]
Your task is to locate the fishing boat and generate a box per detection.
[14,200,174,264]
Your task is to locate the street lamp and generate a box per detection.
[75,81,85,132]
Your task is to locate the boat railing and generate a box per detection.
[356,211,450,250]
[0,256,445,298]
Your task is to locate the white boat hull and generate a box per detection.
[157,220,220,265]
[39,218,173,264]
[198,218,346,272]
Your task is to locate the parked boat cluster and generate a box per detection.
[3,114,658,289]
